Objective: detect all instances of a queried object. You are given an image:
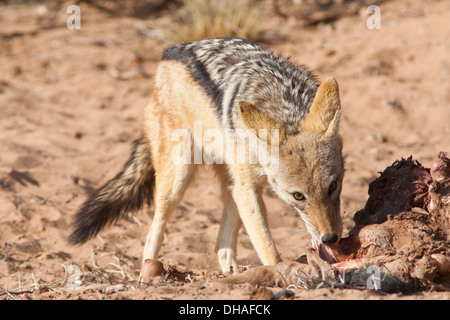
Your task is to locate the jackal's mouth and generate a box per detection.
[310,238,347,264]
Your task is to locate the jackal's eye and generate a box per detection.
[292,192,305,201]
[328,180,338,195]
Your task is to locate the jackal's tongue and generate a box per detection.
[311,238,341,264]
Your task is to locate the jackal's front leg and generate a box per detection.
[231,182,281,266]
[215,188,242,273]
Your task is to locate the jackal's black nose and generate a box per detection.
[321,233,338,244]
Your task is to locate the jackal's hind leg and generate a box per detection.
[141,158,195,265]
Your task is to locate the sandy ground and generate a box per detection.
[0,0,449,300]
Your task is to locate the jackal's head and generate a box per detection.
[239,77,344,244]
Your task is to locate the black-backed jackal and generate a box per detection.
[68,37,344,275]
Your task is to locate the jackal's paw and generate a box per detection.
[217,248,239,274]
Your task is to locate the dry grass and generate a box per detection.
[0,238,197,300]
[173,0,263,43]
[0,239,139,299]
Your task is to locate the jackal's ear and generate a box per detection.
[238,101,285,145]
[300,77,341,137]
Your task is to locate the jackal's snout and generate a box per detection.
[303,199,342,245]
[317,215,342,245]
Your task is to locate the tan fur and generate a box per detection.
[142,61,217,264]
[238,101,286,145]
[301,77,341,136]
[140,61,343,276]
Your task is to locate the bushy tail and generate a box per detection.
[68,135,155,245]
